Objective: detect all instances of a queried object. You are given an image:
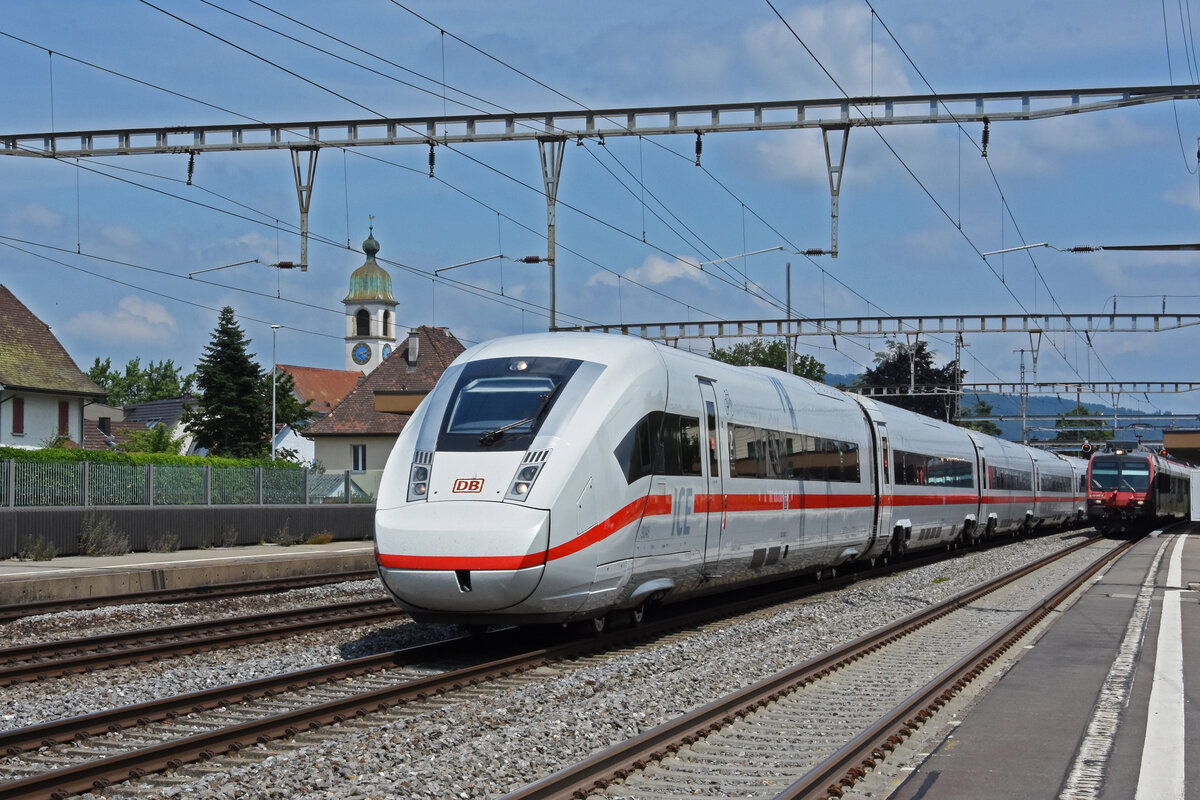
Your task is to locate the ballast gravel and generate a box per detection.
[1,533,1103,799]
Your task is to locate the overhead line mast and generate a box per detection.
[3,85,1196,325]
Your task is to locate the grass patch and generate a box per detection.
[18,534,57,561]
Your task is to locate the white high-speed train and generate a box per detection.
[374,333,1086,630]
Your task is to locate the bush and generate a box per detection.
[0,446,301,470]
[149,531,180,553]
[268,521,298,547]
[79,512,130,556]
[303,531,334,545]
[18,534,57,561]
[219,524,239,548]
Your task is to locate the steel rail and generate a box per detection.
[776,538,1134,800]
[0,599,402,686]
[0,633,484,757]
[0,532,1088,799]
[498,537,1103,800]
[0,570,377,623]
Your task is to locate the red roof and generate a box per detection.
[305,326,464,437]
[278,364,363,416]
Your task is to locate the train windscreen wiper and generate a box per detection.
[479,383,561,445]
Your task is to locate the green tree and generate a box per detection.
[958,399,1002,436]
[88,357,195,406]
[122,422,184,454]
[184,307,267,458]
[709,338,826,382]
[861,339,962,420]
[1053,404,1114,444]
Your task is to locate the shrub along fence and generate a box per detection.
[0,459,382,558]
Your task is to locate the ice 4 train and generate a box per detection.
[374,333,1087,630]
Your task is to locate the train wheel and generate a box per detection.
[588,614,608,636]
[629,604,647,627]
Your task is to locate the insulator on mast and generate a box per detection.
[694,130,703,167]
[428,142,436,178]
[981,118,990,158]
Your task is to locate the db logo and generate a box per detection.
[452,478,484,493]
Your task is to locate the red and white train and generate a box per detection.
[1086,447,1191,534]
[374,333,1087,630]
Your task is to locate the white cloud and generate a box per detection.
[65,295,179,345]
[1163,183,1200,211]
[587,254,710,288]
[743,4,914,98]
[9,203,62,228]
[99,225,141,249]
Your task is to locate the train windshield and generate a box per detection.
[1089,456,1151,492]
[437,356,583,451]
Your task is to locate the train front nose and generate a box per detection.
[375,501,550,612]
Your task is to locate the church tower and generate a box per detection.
[343,225,398,372]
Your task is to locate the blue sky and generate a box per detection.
[1,1,1198,416]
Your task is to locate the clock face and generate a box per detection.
[352,342,372,365]
[382,343,392,359]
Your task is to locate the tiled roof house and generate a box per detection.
[304,326,464,472]
[278,365,363,419]
[0,284,107,449]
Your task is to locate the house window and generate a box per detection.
[12,397,24,435]
[382,310,391,338]
[351,444,367,472]
[356,309,370,336]
[58,401,70,435]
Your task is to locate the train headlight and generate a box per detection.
[1135,499,1144,506]
[506,462,544,501]
[408,463,431,502]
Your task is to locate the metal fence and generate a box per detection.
[0,460,384,508]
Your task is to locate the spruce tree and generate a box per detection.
[861,339,963,421]
[185,307,267,457]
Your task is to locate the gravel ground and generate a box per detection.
[1,579,389,647]
[47,530,1105,800]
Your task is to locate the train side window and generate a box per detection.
[705,401,719,478]
[614,412,659,484]
[728,423,755,478]
[679,416,702,476]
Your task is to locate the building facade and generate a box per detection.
[0,285,107,449]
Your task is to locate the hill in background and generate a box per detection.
[821,373,1186,444]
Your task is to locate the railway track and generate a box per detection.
[0,599,402,686]
[0,532,1101,799]
[500,536,1128,800]
[0,570,378,624]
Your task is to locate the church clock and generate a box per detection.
[352,342,372,365]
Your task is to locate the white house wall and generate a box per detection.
[0,392,85,448]
[313,435,395,473]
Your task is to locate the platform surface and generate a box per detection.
[0,541,376,605]
[890,524,1197,800]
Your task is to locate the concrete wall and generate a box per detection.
[0,504,375,558]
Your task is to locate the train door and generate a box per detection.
[874,422,893,555]
[698,379,724,573]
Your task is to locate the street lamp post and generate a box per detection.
[270,325,281,460]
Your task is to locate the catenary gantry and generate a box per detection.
[1,84,1197,324]
[564,313,1200,340]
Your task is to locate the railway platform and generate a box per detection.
[0,542,375,606]
[887,523,1198,800]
